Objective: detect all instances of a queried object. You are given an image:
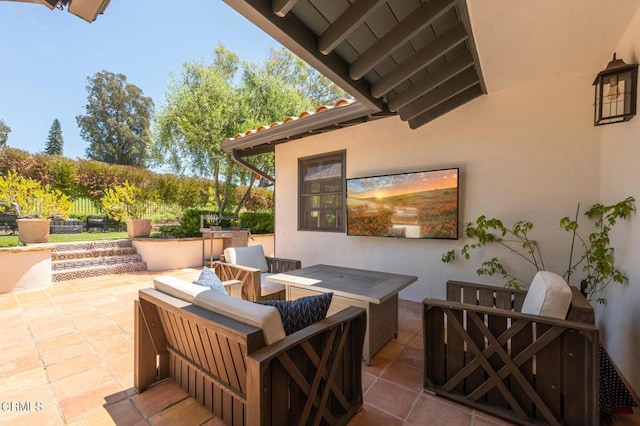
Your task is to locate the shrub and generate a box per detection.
[240,212,274,234]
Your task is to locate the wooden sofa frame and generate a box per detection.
[423,280,599,426]
[214,256,301,302]
[134,288,366,426]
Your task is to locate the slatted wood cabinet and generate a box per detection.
[423,281,599,426]
[135,288,366,425]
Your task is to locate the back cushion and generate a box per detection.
[224,245,269,272]
[258,293,333,335]
[521,271,572,319]
[194,290,286,345]
[154,275,209,302]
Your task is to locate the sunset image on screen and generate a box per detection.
[346,169,458,239]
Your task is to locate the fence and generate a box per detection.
[71,198,183,220]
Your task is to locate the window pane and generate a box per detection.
[299,152,345,232]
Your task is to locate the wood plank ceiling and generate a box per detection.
[223,0,486,129]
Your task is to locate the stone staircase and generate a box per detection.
[51,239,147,282]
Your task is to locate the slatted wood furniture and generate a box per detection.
[214,246,301,302]
[267,264,417,365]
[134,287,366,426]
[423,280,599,426]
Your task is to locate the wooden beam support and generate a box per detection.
[318,0,387,55]
[272,0,299,17]
[388,51,474,111]
[223,0,383,112]
[349,0,458,80]
[400,68,479,121]
[371,22,468,98]
[408,84,483,129]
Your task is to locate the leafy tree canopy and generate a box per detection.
[152,45,345,214]
[77,70,154,167]
[0,119,11,147]
[44,119,64,156]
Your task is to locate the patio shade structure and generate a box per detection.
[1,0,110,22]
[223,0,486,130]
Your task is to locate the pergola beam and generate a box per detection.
[400,68,479,121]
[408,84,483,129]
[272,0,299,17]
[223,0,384,111]
[388,51,474,111]
[349,0,458,80]
[318,0,387,55]
[371,22,468,98]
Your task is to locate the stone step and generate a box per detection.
[51,247,139,262]
[51,239,133,253]
[52,261,148,282]
[52,254,144,272]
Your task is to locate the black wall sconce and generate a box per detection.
[593,53,638,126]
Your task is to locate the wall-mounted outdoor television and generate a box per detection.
[346,168,459,239]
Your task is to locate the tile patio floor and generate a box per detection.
[0,269,638,425]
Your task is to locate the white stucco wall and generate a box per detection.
[597,6,640,398]
[275,70,600,303]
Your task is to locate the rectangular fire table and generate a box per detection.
[266,264,417,364]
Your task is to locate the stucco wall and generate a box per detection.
[597,6,640,397]
[275,70,600,303]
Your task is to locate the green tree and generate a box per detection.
[153,45,316,214]
[44,119,64,155]
[264,47,349,105]
[77,70,154,167]
[0,119,11,147]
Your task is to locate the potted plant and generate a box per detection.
[101,181,151,238]
[442,196,635,304]
[0,171,72,244]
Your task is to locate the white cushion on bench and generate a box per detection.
[521,271,572,319]
[154,275,209,302]
[194,291,286,345]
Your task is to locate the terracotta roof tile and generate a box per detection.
[224,98,355,143]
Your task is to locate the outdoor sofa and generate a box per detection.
[134,275,366,426]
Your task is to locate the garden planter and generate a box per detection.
[17,218,51,244]
[127,219,152,239]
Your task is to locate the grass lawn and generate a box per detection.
[0,231,129,248]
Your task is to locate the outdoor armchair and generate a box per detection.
[423,272,599,426]
[214,245,301,302]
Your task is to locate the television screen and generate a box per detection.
[346,168,459,239]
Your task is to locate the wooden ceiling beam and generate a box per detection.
[388,51,474,111]
[408,84,483,129]
[272,0,299,17]
[318,0,387,55]
[371,22,468,98]
[349,0,458,80]
[399,68,479,121]
[223,0,384,111]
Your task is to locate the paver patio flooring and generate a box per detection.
[0,269,637,425]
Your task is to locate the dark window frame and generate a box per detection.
[298,150,346,232]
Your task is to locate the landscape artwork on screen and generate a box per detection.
[346,168,459,239]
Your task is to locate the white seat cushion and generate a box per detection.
[521,271,572,319]
[224,245,269,272]
[154,275,209,302]
[261,273,285,296]
[194,290,286,345]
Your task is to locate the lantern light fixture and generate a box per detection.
[593,53,639,126]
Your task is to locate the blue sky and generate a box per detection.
[0,0,280,159]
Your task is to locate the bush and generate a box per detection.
[240,212,274,234]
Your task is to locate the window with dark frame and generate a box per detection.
[298,151,345,232]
